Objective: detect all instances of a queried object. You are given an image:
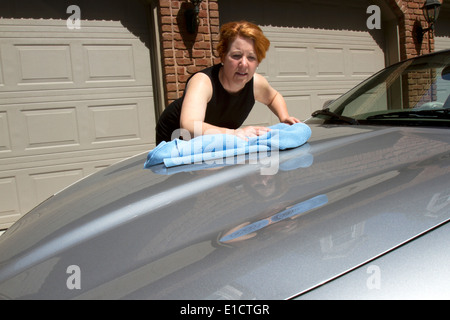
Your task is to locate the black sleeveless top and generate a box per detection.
[155,64,255,144]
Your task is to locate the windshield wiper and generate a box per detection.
[312,108,360,125]
[366,109,450,120]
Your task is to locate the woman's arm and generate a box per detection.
[254,73,300,124]
[179,72,270,140]
[179,73,226,138]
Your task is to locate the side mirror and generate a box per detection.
[322,100,334,109]
[442,66,450,80]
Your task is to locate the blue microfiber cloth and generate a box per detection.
[144,122,312,169]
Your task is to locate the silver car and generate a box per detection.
[1,50,450,300]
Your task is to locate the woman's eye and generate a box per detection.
[230,54,257,62]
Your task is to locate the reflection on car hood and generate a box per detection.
[1,125,450,299]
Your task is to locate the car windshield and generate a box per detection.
[310,50,450,127]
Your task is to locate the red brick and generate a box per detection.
[159,8,171,16]
[167,83,178,92]
[195,58,210,66]
[177,58,194,66]
[177,67,186,75]
[187,65,203,74]
[166,75,177,83]
[159,0,170,8]
[194,42,211,50]
[162,33,173,41]
[198,26,209,34]
[209,2,219,10]
[191,50,206,58]
[164,66,176,75]
[161,25,172,32]
[174,41,187,50]
[164,58,175,66]
[179,75,191,82]
[209,10,219,18]
[161,16,172,24]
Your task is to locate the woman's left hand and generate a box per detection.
[281,116,301,125]
[234,126,271,141]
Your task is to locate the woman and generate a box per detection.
[155,21,300,144]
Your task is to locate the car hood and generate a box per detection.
[1,124,450,299]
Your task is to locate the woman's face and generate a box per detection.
[221,36,259,91]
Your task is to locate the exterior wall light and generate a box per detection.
[185,0,203,34]
[416,0,442,44]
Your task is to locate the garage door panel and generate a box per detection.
[1,40,74,88]
[243,102,274,127]
[273,46,309,78]
[284,94,312,121]
[16,44,73,84]
[316,47,345,77]
[2,97,155,158]
[22,107,79,150]
[0,51,5,87]
[87,98,155,146]
[0,112,11,152]
[1,38,150,91]
[0,86,153,105]
[30,169,84,204]
[89,103,141,144]
[436,36,450,51]
[84,44,136,82]
[349,48,382,77]
[7,102,80,154]
[262,28,384,81]
[282,91,346,121]
[317,93,345,108]
[0,177,20,220]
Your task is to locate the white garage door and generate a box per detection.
[435,2,450,51]
[219,0,385,125]
[0,0,156,228]
[436,36,450,51]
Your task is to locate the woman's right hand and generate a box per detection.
[234,126,271,141]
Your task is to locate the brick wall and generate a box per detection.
[158,0,221,105]
[388,0,442,108]
[386,0,440,60]
[403,69,437,108]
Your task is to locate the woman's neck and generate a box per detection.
[218,66,246,94]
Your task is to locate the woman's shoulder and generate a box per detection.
[253,72,271,90]
[187,70,213,87]
[184,70,214,101]
[253,72,278,104]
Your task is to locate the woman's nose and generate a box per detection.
[240,57,249,67]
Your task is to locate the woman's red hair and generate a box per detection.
[217,21,270,63]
